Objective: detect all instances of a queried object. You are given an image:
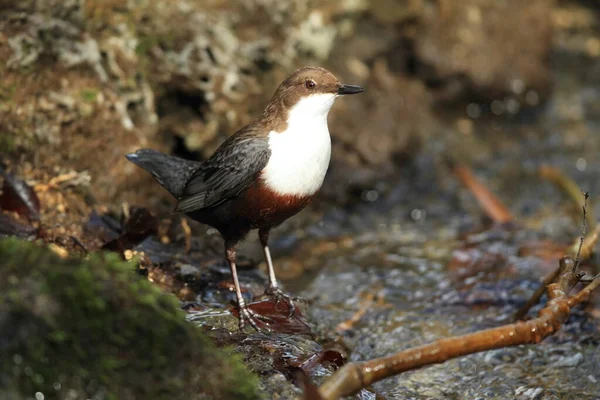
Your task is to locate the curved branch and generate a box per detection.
[318,257,598,399]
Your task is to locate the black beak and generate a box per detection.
[337,84,364,95]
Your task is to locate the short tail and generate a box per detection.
[126,149,201,199]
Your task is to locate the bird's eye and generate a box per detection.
[305,80,316,89]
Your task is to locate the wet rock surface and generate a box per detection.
[2,0,600,399]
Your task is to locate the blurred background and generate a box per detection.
[1,0,598,219]
[1,1,600,399]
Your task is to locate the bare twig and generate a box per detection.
[33,171,90,192]
[69,235,90,255]
[515,192,597,320]
[539,165,596,229]
[451,164,513,224]
[570,273,600,304]
[181,217,192,254]
[335,288,387,333]
[336,292,376,333]
[513,264,562,320]
[318,255,598,400]
[573,191,589,269]
[569,224,600,262]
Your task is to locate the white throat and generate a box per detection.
[262,93,336,196]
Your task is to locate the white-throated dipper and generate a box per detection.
[126,66,364,330]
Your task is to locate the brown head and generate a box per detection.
[260,66,364,131]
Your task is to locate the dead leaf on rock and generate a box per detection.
[0,168,41,221]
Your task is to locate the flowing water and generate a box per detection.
[197,40,600,399]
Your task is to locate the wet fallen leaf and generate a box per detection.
[320,349,346,369]
[0,213,37,239]
[0,169,40,221]
[231,298,313,335]
[85,210,122,243]
[102,206,159,253]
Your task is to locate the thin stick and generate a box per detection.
[452,164,514,224]
[515,191,594,320]
[319,256,595,399]
[539,165,596,229]
[181,217,192,254]
[69,236,90,255]
[570,274,600,305]
[569,225,600,262]
[513,264,561,320]
[573,191,589,270]
[335,291,376,333]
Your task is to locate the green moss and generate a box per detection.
[0,83,17,101]
[0,238,259,400]
[0,134,16,154]
[136,32,177,74]
[136,35,158,57]
[80,88,99,102]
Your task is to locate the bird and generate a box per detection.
[126,66,364,330]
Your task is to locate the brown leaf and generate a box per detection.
[102,207,159,254]
[231,298,313,335]
[0,214,37,239]
[0,170,40,221]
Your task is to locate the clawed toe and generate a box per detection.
[265,286,301,317]
[238,303,274,332]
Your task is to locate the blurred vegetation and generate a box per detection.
[0,238,259,400]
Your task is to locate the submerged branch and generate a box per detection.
[318,255,598,399]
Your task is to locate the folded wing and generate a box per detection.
[175,127,271,212]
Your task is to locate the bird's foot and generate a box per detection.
[238,302,274,332]
[264,286,302,318]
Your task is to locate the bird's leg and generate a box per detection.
[259,228,279,291]
[225,241,272,331]
[259,228,299,317]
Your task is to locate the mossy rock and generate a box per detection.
[0,238,259,400]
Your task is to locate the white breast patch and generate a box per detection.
[261,93,336,196]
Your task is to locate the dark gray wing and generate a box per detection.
[175,127,271,212]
